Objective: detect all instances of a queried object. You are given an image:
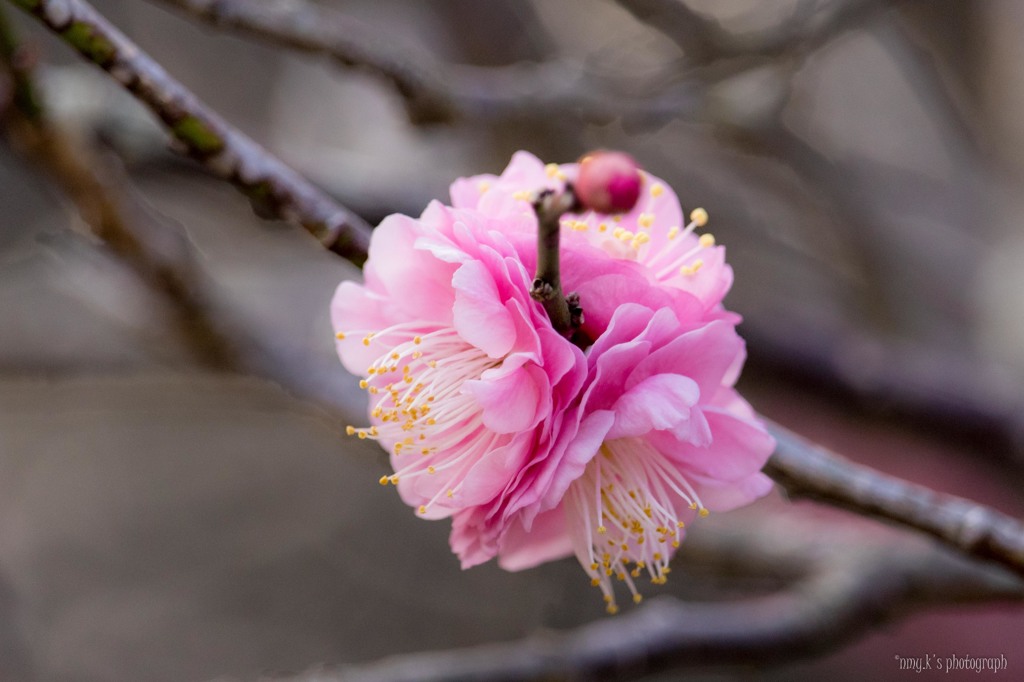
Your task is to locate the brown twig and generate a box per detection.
[1,3,238,369]
[8,0,372,265]
[530,188,580,335]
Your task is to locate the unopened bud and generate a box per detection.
[575,151,641,214]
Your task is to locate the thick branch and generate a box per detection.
[9,0,371,264]
[765,419,1024,579]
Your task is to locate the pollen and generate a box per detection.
[650,183,664,198]
[335,332,346,340]
[690,207,708,227]
[378,476,389,486]
[638,213,654,229]
[418,505,427,515]
[477,180,490,194]
[679,259,704,276]
[699,508,710,518]
[512,190,532,201]
[699,233,715,248]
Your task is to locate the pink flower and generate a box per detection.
[333,152,774,612]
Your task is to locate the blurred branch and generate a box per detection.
[0,4,238,369]
[149,0,704,128]
[765,420,1024,579]
[616,0,899,69]
[280,515,1022,681]
[151,0,455,125]
[8,0,372,264]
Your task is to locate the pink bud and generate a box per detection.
[575,151,641,214]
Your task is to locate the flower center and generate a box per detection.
[566,438,708,614]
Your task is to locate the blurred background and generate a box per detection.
[1,0,1023,680]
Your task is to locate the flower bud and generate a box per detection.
[575,151,641,214]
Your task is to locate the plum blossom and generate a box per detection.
[333,151,774,612]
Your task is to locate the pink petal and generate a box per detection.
[497,506,573,571]
[607,373,700,440]
[452,260,516,358]
[463,363,549,434]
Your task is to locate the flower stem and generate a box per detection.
[531,188,581,335]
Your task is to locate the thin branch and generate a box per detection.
[764,419,1024,579]
[8,0,372,264]
[1,3,239,369]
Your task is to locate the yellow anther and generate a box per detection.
[677,521,686,528]
[367,367,376,375]
[345,426,356,436]
[545,163,560,178]
[603,594,613,603]
[358,379,369,389]
[390,352,400,360]
[690,207,708,227]
[446,489,454,498]
[633,594,644,604]
[689,502,698,510]
[650,183,665,198]
[590,578,601,587]
[699,233,715,248]
[370,427,379,436]
[606,604,620,615]
[617,229,635,243]
[389,475,400,484]
[512,190,532,201]
[630,233,650,249]
[699,508,710,518]
[335,332,346,340]
[653,553,662,561]
[413,336,422,345]
[672,540,680,548]
[428,360,438,368]
[597,525,607,534]
[666,226,680,240]
[357,430,367,439]
[477,180,490,194]
[638,213,654,229]
[418,505,427,514]
[378,475,389,486]
[427,466,436,474]
[598,222,608,232]
[680,259,704,276]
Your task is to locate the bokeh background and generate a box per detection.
[1,0,1023,680]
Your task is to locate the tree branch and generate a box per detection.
[274,515,1022,681]
[764,419,1024,579]
[1,3,240,369]
[8,0,372,264]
